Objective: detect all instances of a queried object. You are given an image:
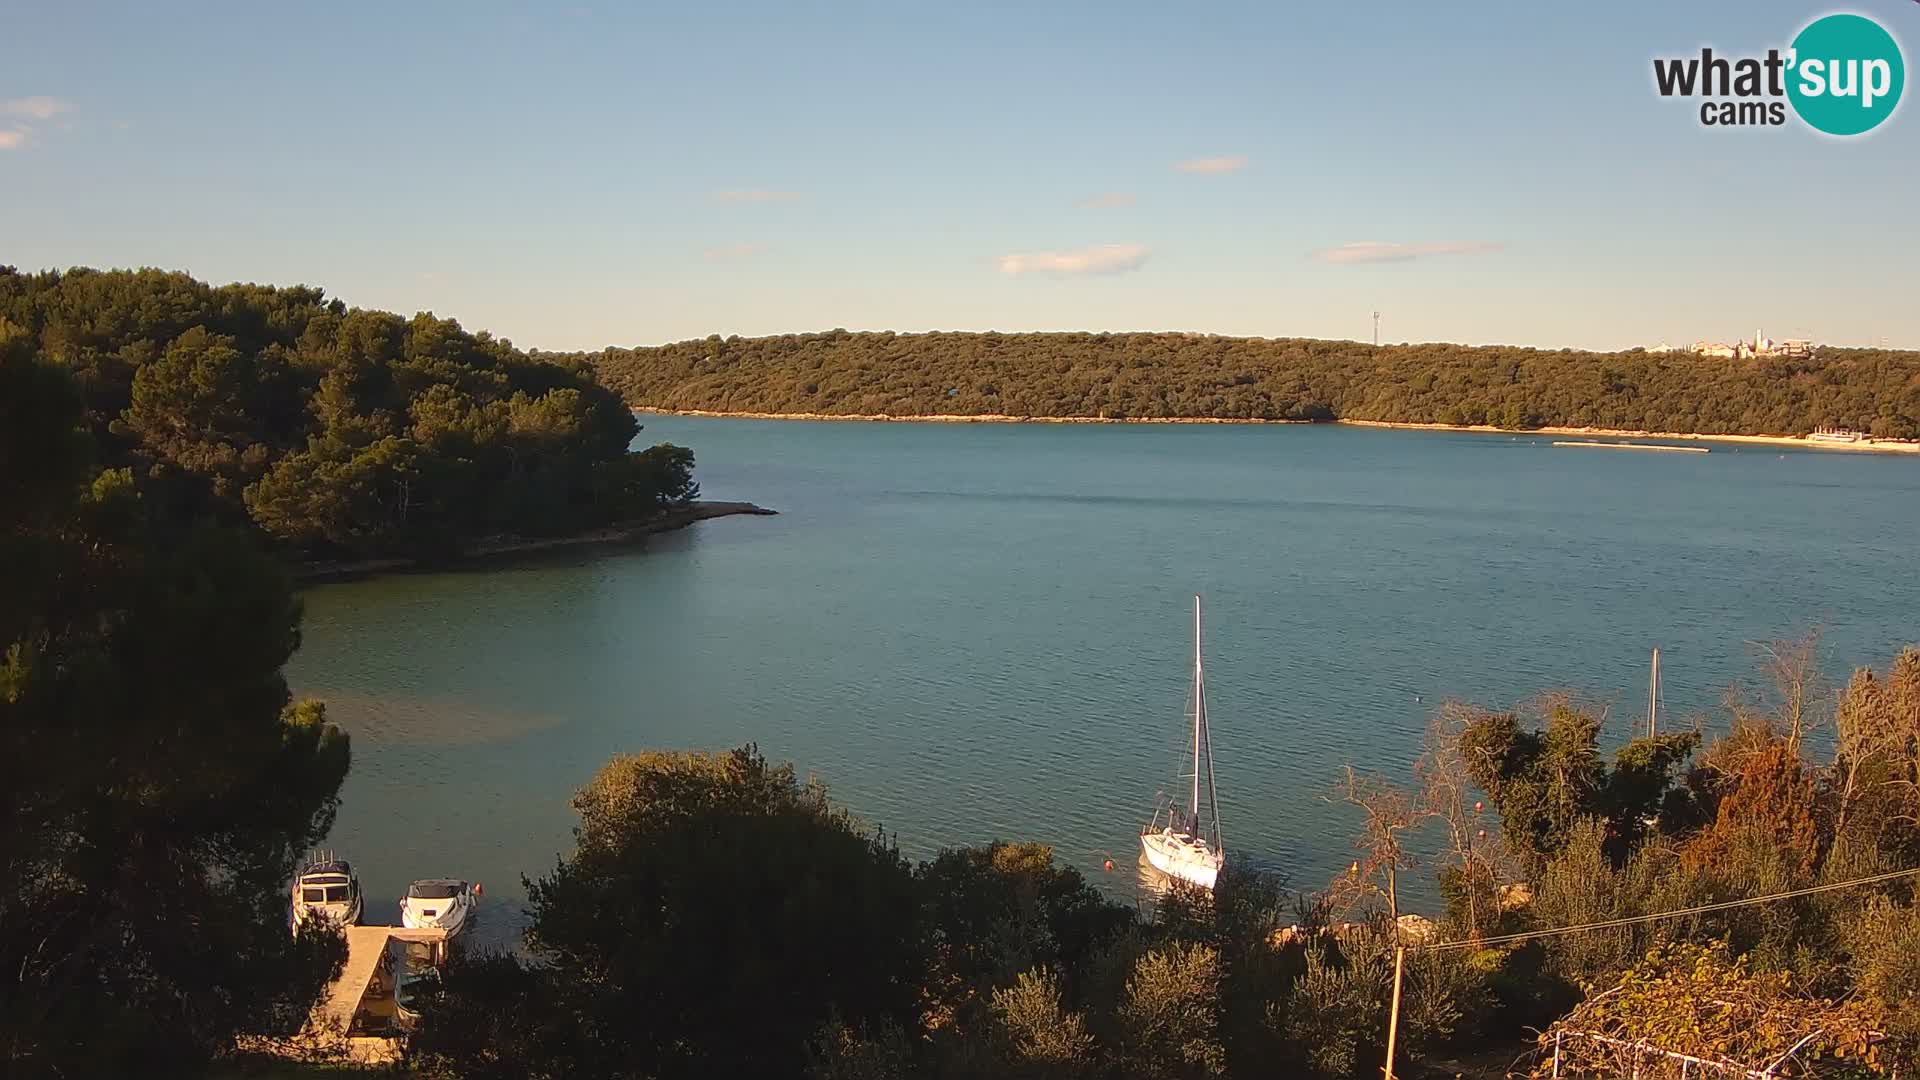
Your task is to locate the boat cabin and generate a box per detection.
[298,872,355,906]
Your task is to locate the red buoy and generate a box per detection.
[1103,859,1114,872]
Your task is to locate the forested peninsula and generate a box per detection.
[577,331,1920,441]
[0,267,703,565]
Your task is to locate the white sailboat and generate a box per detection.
[1140,595,1225,891]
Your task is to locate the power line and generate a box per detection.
[1421,866,1920,954]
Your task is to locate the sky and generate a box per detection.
[3,1,1917,352]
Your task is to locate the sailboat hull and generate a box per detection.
[1141,829,1222,891]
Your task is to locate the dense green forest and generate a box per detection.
[399,642,1920,1080]
[3,331,353,1073]
[577,331,1920,438]
[0,267,696,560]
[0,267,701,1076]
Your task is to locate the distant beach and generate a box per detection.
[1336,419,1920,455]
[639,409,1920,455]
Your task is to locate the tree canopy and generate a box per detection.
[579,330,1920,438]
[402,636,1920,1079]
[412,747,927,1080]
[0,336,352,1074]
[0,266,697,560]
[1456,694,1702,868]
[406,746,1469,1080]
[1446,642,1920,1073]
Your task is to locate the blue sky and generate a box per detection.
[3,1,1917,351]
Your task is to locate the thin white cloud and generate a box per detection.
[710,188,800,204]
[0,129,28,150]
[1312,240,1503,265]
[704,243,764,262]
[1173,155,1247,174]
[998,243,1150,277]
[1077,192,1137,209]
[3,97,72,120]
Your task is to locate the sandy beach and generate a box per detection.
[1333,419,1920,454]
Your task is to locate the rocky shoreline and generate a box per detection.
[292,501,777,584]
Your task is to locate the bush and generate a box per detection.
[1118,942,1228,1079]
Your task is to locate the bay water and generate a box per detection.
[288,417,1920,939]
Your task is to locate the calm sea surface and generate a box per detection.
[288,417,1920,941]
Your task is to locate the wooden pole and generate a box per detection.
[1466,834,1477,941]
[1383,944,1406,1079]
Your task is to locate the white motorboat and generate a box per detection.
[289,852,362,934]
[390,938,444,1028]
[1140,596,1225,891]
[399,878,480,937]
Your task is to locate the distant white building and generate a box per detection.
[1737,329,1769,358]
[1661,331,1816,359]
[1812,426,1868,443]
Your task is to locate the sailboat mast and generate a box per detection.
[1191,595,1203,824]
[1648,647,1662,739]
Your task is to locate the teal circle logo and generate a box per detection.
[1787,14,1904,135]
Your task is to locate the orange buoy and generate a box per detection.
[473,881,483,896]
[1103,859,1114,872]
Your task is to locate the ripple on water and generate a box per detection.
[289,419,1920,934]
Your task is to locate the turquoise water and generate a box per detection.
[289,417,1920,939]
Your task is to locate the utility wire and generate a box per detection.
[1420,866,1920,954]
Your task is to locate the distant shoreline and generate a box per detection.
[293,501,778,584]
[1335,419,1920,454]
[640,408,1920,455]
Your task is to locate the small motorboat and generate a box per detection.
[400,878,480,937]
[1139,596,1226,892]
[389,938,445,1029]
[290,851,362,934]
